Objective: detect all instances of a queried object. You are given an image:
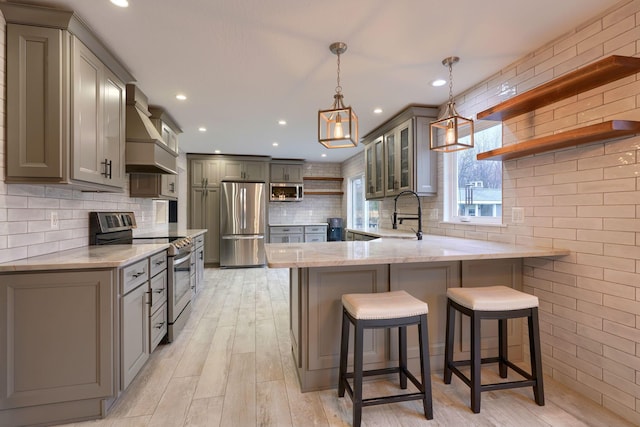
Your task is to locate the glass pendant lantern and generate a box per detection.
[430,56,474,152]
[318,42,359,149]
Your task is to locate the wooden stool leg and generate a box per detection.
[353,321,364,427]
[443,299,455,384]
[419,315,433,420]
[399,326,407,389]
[498,318,508,378]
[338,309,350,398]
[529,308,545,406]
[471,311,481,413]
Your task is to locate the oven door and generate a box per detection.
[169,251,192,323]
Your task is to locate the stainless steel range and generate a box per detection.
[89,211,194,342]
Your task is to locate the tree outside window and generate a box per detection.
[445,123,502,223]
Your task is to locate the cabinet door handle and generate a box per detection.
[169,182,175,193]
[155,321,165,329]
[199,251,203,260]
[102,158,112,179]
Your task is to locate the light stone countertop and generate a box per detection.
[346,226,417,239]
[0,244,171,272]
[265,234,570,268]
[133,228,207,238]
[269,223,329,227]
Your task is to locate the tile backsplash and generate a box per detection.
[268,162,343,224]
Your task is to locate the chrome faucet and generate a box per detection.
[392,190,423,240]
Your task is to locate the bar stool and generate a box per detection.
[338,290,433,427]
[444,285,544,413]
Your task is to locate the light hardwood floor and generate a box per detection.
[59,267,634,427]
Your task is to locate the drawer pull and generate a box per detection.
[154,260,165,266]
[153,288,164,294]
[154,322,165,329]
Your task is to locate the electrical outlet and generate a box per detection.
[50,212,59,229]
[511,207,524,224]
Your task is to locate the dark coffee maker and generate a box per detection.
[327,217,343,241]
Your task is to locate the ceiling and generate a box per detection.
[13,0,621,162]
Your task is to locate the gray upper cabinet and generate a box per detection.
[190,158,220,188]
[220,158,268,182]
[149,106,181,155]
[270,161,304,183]
[4,8,132,192]
[363,105,438,199]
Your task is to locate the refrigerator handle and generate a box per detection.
[241,187,247,229]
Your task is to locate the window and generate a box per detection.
[444,123,502,224]
[348,175,380,229]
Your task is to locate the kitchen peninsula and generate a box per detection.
[265,234,569,391]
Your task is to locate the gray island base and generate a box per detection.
[265,235,569,392]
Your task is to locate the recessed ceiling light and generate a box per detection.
[278,120,287,126]
[373,108,383,114]
[110,0,129,7]
[431,79,447,87]
[176,94,187,101]
[272,142,279,147]
[214,149,221,154]
[321,153,327,157]
[198,127,207,132]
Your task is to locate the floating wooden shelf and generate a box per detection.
[477,120,640,161]
[477,56,640,121]
[304,191,344,196]
[303,176,344,182]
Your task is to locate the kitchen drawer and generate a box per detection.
[149,269,167,313]
[304,225,327,234]
[305,233,327,242]
[150,304,167,352]
[194,234,205,248]
[270,226,304,234]
[122,259,149,294]
[149,251,168,278]
[270,234,304,243]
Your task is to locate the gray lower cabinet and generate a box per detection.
[291,264,389,391]
[289,258,523,392]
[0,269,116,426]
[194,234,205,291]
[270,225,327,243]
[270,226,304,243]
[0,249,168,426]
[304,225,327,242]
[120,259,150,390]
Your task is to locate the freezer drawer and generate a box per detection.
[220,235,265,267]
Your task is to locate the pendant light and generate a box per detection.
[430,56,474,152]
[318,42,359,149]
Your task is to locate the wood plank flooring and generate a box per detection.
[59,267,634,427]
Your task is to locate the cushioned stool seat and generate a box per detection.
[444,286,544,413]
[339,290,433,427]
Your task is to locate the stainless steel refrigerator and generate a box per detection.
[220,181,266,267]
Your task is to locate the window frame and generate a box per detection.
[443,124,504,225]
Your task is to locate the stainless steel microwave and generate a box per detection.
[270,183,303,202]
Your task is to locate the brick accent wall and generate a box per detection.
[425,0,640,423]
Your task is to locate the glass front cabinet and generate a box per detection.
[362,105,437,200]
[365,136,385,199]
